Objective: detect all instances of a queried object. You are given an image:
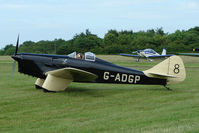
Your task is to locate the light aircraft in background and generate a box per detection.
[11,36,186,92]
[120,48,173,62]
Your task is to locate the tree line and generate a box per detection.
[0,27,199,55]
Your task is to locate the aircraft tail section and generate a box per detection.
[161,48,166,55]
[144,55,186,85]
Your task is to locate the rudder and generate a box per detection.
[161,48,166,55]
[144,55,186,85]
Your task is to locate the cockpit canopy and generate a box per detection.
[143,49,156,54]
[67,51,96,61]
[67,51,76,58]
[84,52,96,61]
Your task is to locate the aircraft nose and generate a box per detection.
[11,55,22,61]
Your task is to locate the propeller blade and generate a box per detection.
[11,61,16,79]
[15,34,19,55]
[132,51,137,53]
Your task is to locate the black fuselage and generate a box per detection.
[12,53,166,85]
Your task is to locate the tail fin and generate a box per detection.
[144,55,186,85]
[161,48,166,55]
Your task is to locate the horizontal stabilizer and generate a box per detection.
[147,72,177,78]
[148,54,173,58]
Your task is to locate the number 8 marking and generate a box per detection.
[174,64,180,74]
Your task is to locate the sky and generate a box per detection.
[0,0,199,49]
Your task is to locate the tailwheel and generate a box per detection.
[136,58,140,62]
[164,85,172,91]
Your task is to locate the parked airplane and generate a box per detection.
[11,36,186,92]
[120,48,173,62]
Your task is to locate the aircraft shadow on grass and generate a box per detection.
[64,84,168,96]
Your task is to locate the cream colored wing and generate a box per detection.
[45,67,98,81]
[35,68,98,92]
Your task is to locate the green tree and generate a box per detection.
[4,45,15,55]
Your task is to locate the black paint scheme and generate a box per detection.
[12,53,166,85]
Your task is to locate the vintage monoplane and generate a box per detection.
[11,36,186,92]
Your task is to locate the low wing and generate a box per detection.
[42,68,98,91]
[45,67,98,82]
[148,54,174,58]
[120,53,139,57]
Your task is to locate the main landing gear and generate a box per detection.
[136,57,141,62]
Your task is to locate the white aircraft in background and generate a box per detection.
[120,48,173,62]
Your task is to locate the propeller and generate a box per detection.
[15,34,20,55]
[11,34,20,79]
[11,60,16,79]
[132,51,137,54]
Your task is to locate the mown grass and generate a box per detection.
[0,55,199,133]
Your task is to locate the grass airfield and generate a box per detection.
[0,55,199,133]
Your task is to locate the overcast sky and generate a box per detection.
[0,0,199,48]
